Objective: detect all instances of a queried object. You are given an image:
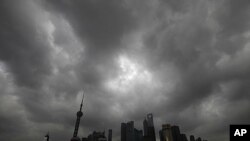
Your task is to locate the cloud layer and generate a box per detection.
[1,0,250,141]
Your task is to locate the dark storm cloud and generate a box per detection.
[44,0,135,56]
[0,0,57,140]
[1,0,250,141]
[141,0,250,140]
[0,0,52,88]
[0,95,28,140]
[0,72,31,140]
[143,0,250,104]
[4,0,137,139]
[42,0,137,89]
[216,0,250,36]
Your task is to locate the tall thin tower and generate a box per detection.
[143,113,156,141]
[71,94,84,141]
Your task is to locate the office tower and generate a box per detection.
[143,114,156,141]
[71,95,84,141]
[171,126,181,141]
[190,135,195,141]
[87,131,107,141]
[180,134,188,141]
[121,121,143,141]
[196,137,202,141]
[143,119,148,136]
[147,114,154,127]
[159,130,164,141]
[126,121,135,141]
[134,128,143,141]
[159,124,173,141]
[121,123,127,141]
[108,129,112,141]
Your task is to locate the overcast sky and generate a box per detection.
[1,0,250,141]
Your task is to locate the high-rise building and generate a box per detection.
[87,131,107,141]
[147,114,154,127]
[143,114,156,141]
[126,121,135,141]
[196,137,202,141]
[190,135,195,141]
[121,121,143,141]
[180,134,188,141]
[171,126,181,141]
[108,129,112,141]
[143,119,148,136]
[71,95,84,141]
[159,124,173,141]
[159,130,163,141]
[134,128,143,141]
[121,123,127,141]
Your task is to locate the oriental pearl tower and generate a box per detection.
[70,94,84,141]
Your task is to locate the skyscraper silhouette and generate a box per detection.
[171,126,181,141]
[190,135,195,141]
[121,121,143,141]
[71,94,84,141]
[87,131,107,141]
[134,128,143,141]
[180,134,188,141]
[143,118,149,136]
[146,114,154,127]
[108,129,112,141]
[143,114,156,141]
[126,121,135,141]
[159,124,173,141]
[121,123,127,141]
[196,137,202,141]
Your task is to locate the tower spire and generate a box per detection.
[71,91,85,141]
[80,93,84,111]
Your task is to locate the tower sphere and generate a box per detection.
[77,111,83,117]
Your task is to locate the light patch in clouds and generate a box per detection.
[48,19,84,66]
[40,14,85,78]
[216,38,250,71]
[106,55,152,93]
[0,62,8,77]
[200,94,225,121]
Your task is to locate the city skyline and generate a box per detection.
[67,100,207,141]
[68,99,205,141]
[1,0,250,141]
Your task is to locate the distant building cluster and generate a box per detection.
[81,130,112,141]
[44,96,208,141]
[121,114,156,141]
[159,124,207,141]
[120,113,207,141]
[121,121,143,141]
